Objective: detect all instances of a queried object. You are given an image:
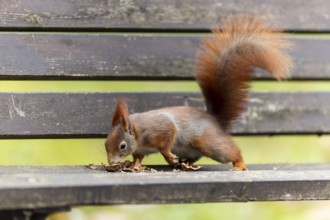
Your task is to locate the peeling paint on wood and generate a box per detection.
[0,164,329,209]
[0,34,329,80]
[1,0,330,31]
[0,92,329,138]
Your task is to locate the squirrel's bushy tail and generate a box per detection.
[196,16,293,130]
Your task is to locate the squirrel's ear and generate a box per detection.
[112,97,129,131]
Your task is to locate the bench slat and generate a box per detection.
[1,0,330,31]
[0,163,329,209]
[0,92,329,138]
[0,34,328,80]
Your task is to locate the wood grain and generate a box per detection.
[0,92,329,138]
[0,34,328,80]
[1,0,330,31]
[0,0,329,215]
[0,164,329,209]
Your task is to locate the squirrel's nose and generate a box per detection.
[108,155,121,164]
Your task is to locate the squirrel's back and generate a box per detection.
[196,16,293,130]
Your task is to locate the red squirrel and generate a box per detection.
[105,16,293,171]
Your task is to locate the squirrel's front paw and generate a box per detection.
[161,150,180,166]
[165,155,180,167]
[169,156,180,167]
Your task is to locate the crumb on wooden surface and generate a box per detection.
[180,162,202,171]
[103,160,158,173]
[85,161,202,173]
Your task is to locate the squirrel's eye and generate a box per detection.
[119,142,127,150]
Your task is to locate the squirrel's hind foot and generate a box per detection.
[232,160,248,171]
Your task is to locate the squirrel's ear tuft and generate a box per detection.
[112,97,129,131]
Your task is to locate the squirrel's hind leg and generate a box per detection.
[195,132,248,171]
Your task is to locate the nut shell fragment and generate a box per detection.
[103,160,157,173]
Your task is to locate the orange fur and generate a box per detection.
[112,97,129,131]
[196,16,293,130]
[105,16,293,171]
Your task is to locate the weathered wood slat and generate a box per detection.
[0,163,328,174]
[1,0,330,31]
[0,92,329,138]
[0,163,329,209]
[0,34,328,80]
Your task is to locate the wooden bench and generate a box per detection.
[1,1,330,219]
